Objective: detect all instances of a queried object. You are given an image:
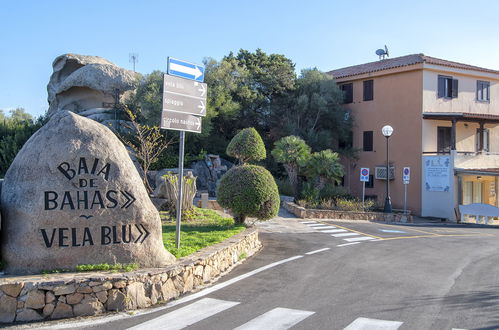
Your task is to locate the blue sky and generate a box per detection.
[1,0,499,117]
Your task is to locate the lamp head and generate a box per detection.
[382,125,394,137]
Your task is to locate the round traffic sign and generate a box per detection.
[361,169,369,176]
[403,168,409,175]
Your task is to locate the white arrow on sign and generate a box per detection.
[197,100,205,113]
[195,117,201,130]
[169,62,203,79]
[194,82,206,97]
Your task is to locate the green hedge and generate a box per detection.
[217,164,280,223]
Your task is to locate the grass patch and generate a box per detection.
[162,207,245,258]
[75,263,139,272]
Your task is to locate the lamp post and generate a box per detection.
[382,125,394,213]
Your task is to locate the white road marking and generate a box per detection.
[305,248,331,255]
[343,317,403,330]
[451,328,468,330]
[320,229,345,233]
[337,242,361,247]
[45,255,304,329]
[343,236,375,242]
[314,226,338,230]
[300,221,317,224]
[126,298,239,330]
[234,307,315,330]
[332,233,359,237]
[307,224,330,227]
[323,229,347,233]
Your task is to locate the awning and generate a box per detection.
[423,112,499,123]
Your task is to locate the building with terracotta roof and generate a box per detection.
[328,54,499,220]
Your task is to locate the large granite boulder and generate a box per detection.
[0,111,175,274]
[47,54,136,128]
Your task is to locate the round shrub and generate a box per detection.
[226,127,266,164]
[217,164,280,223]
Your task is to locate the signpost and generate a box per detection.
[403,167,410,214]
[162,57,206,249]
[360,168,370,208]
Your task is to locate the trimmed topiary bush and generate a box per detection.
[226,127,266,164]
[217,164,280,224]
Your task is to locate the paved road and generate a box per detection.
[21,209,499,330]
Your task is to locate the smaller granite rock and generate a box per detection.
[0,283,24,297]
[66,293,84,305]
[25,290,46,309]
[53,284,76,296]
[95,291,108,304]
[126,282,151,309]
[0,294,17,323]
[76,286,93,294]
[92,282,112,293]
[106,290,126,311]
[16,309,43,322]
[45,291,56,304]
[43,303,55,317]
[51,302,73,319]
[113,280,127,289]
[73,296,104,317]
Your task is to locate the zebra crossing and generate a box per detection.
[127,297,466,329]
[300,220,378,246]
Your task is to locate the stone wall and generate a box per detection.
[0,228,260,323]
[283,201,413,223]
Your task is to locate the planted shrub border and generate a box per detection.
[0,228,261,324]
[283,201,413,223]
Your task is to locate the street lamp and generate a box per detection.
[382,125,394,213]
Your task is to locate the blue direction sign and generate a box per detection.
[167,57,205,82]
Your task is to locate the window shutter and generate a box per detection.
[363,131,373,151]
[438,76,445,97]
[452,79,459,98]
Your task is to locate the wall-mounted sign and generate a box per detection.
[424,156,450,192]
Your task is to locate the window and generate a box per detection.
[437,126,452,153]
[365,175,374,188]
[477,80,490,102]
[438,75,458,98]
[339,131,353,149]
[363,80,373,101]
[476,128,490,152]
[363,131,373,151]
[340,83,353,104]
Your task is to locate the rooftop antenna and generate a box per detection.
[375,45,389,60]
[129,53,139,72]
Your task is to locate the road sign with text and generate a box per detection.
[164,74,207,99]
[161,110,202,133]
[167,57,205,82]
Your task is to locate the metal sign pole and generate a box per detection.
[175,131,185,249]
[362,181,365,209]
[404,183,407,215]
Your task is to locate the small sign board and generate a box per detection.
[360,168,370,182]
[403,167,410,184]
[161,110,202,133]
[163,92,206,116]
[164,74,207,99]
[167,57,205,82]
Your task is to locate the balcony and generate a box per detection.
[454,152,499,170]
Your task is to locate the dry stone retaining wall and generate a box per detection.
[0,228,260,323]
[283,201,413,223]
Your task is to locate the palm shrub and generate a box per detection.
[303,149,344,190]
[217,165,280,224]
[226,127,266,164]
[271,135,311,197]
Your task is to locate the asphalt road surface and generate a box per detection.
[16,209,499,330]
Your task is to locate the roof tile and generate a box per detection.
[328,54,499,79]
